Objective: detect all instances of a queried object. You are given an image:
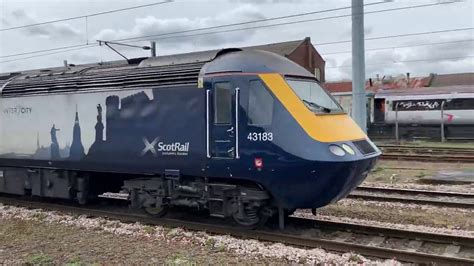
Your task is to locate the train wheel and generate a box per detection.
[232,205,268,229]
[144,205,168,218]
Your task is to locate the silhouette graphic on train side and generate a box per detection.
[3,89,195,162]
[50,124,61,159]
[85,91,157,161]
[69,109,85,160]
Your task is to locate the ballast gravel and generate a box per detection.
[0,204,400,265]
[362,182,474,194]
[295,211,474,238]
[335,198,472,215]
[318,198,473,231]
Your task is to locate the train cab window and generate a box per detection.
[248,80,273,126]
[214,82,232,124]
[285,78,342,113]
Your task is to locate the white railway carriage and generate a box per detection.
[374,86,474,125]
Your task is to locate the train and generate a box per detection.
[0,49,380,228]
[331,83,474,140]
[370,86,474,140]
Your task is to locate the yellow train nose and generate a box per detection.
[259,73,367,143]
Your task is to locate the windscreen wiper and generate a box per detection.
[303,100,331,113]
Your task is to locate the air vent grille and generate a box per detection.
[353,140,376,155]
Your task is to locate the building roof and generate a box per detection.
[248,39,303,57]
[430,72,474,87]
[324,81,354,93]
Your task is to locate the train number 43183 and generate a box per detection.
[247,132,273,141]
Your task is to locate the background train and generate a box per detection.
[329,79,474,140]
[0,48,379,228]
[370,86,474,140]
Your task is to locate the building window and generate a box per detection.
[214,82,232,124]
[248,80,273,126]
[314,67,321,81]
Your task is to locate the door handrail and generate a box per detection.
[206,89,211,158]
[235,87,240,159]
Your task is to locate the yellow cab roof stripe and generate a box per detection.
[259,73,367,143]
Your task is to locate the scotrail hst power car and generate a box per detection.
[0,49,380,228]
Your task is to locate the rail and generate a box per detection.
[0,195,472,265]
[378,145,474,162]
[349,186,474,208]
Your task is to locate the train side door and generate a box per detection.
[374,98,385,123]
[208,78,239,159]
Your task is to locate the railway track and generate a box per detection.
[0,195,473,264]
[381,154,474,163]
[378,145,474,154]
[350,186,474,208]
[378,145,474,162]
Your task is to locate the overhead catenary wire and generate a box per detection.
[320,39,474,55]
[0,45,101,64]
[0,1,387,59]
[2,27,472,65]
[326,55,474,69]
[113,1,389,43]
[0,44,97,59]
[0,0,174,32]
[0,1,458,60]
[313,27,474,47]
[116,1,457,44]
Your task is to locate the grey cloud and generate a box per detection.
[24,23,82,39]
[235,0,306,3]
[1,18,10,27]
[365,57,473,80]
[6,9,82,40]
[325,57,337,66]
[364,52,473,80]
[94,5,265,49]
[326,32,474,80]
[11,9,28,20]
[407,39,474,59]
[334,49,402,78]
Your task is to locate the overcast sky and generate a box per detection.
[0,0,473,81]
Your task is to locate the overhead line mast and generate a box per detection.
[351,0,367,132]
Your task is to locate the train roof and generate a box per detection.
[139,39,306,68]
[375,85,474,99]
[200,49,312,77]
[0,39,313,97]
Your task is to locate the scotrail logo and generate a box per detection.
[141,137,190,156]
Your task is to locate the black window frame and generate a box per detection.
[213,82,233,125]
[446,98,474,110]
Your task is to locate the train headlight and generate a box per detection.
[341,144,355,155]
[329,145,346,156]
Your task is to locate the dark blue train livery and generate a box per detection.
[0,49,380,227]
